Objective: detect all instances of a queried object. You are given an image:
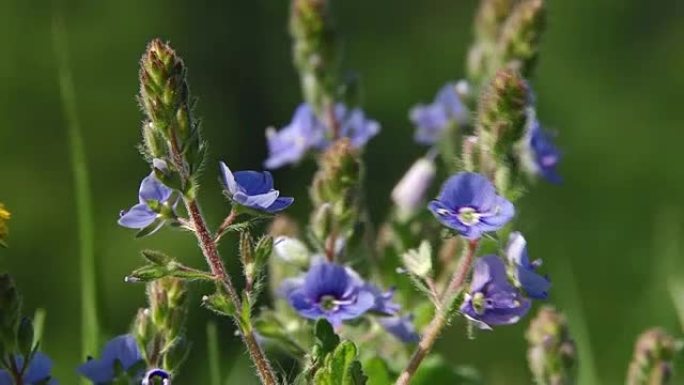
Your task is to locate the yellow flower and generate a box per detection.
[0,203,10,246]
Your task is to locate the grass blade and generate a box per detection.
[207,321,222,385]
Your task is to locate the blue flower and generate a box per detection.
[279,262,376,327]
[428,172,514,239]
[524,111,562,183]
[219,162,294,214]
[410,82,469,145]
[460,256,530,330]
[77,335,143,384]
[505,232,550,300]
[118,167,176,233]
[264,104,327,169]
[0,353,57,385]
[264,103,380,169]
[378,315,420,343]
[142,369,171,385]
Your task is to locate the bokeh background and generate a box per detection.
[1,0,684,384]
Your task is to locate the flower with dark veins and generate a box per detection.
[428,172,514,239]
[279,262,376,327]
[461,256,531,329]
[118,165,176,234]
[0,353,58,385]
[410,81,469,145]
[219,162,294,214]
[77,335,143,384]
[506,232,550,300]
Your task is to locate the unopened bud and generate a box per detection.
[391,157,436,217]
[526,306,577,385]
[498,0,546,77]
[627,328,682,385]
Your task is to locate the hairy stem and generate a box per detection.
[184,199,278,385]
[395,239,478,385]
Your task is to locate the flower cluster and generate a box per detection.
[264,103,380,169]
[427,172,549,329]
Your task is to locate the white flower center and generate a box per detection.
[457,207,481,226]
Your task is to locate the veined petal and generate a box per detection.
[23,353,53,384]
[265,197,294,213]
[138,174,172,203]
[437,172,496,211]
[234,171,274,195]
[219,162,239,195]
[302,263,352,299]
[118,204,157,229]
[233,190,279,210]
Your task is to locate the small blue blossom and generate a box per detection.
[264,104,327,169]
[0,353,57,385]
[378,315,420,343]
[410,82,469,145]
[142,369,171,385]
[77,334,143,384]
[219,162,294,213]
[505,232,550,300]
[118,165,176,233]
[264,103,380,169]
[279,262,376,327]
[524,110,562,183]
[460,256,530,330]
[428,172,514,239]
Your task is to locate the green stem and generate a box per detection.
[51,12,99,372]
[207,321,221,385]
[395,239,478,385]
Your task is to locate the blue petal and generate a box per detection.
[118,203,157,229]
[470,256,499,292]
[302,263,352,299]
[219,162,238,195]
[287,288,324,320]
[365,285,400,315]
[478,196,515,231]
[436,172,497,211]
[138,174,172,203]
[77,359,111,383]
[435,83,467,122]
[0,371,11,385]
[411,103,450,145]
[24,353,53,384]
[234,171,274,195]
[505,232,530,266]
[100,335,142,370]
[233,190,279,210]
[518,267,551,300]
[378,315,420,343]
[335,289,375,321]
[340,107,380,148]
[264,126,310,169]
[265,197,294,213]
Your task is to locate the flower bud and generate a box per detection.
[467,0,515,83]
[497,0,546,77]
[142,277,188,370]
[290,0,339,114]
[391,157,436,218]
[526,306,577,385]
[627,328,682,385]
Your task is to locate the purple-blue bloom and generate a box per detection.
[264,103,380,169]
[378,315,420,343]
[279,262,376,327]
[118,168,175,233]
[219,162,294,214]
[505,232,550,300]
[0,353,57,385]
[410,82,469,145]
[142,369,171,385]
[527,115,562,183]
[460,256,530,330]
[77,334,143,384]
[428,172,514,239]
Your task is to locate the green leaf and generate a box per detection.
[141,249,173,265]
[314,319,340,357]
[253,312,305,356]
[412,356,481,385]
[202,291,236,317]
[17,316,34,357]
[363,358,392,385]
[313,341,367,385]
[254,235,274,267]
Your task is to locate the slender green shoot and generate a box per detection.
[51,11,100,368]
[32,308,47,347]
[207,321,222,385]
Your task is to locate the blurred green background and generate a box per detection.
[1,0,684,384]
